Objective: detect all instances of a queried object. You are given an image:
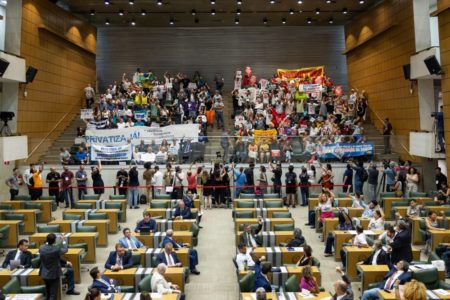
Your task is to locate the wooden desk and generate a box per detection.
[155,219,196,232]
[333,230,383,260]
[308,198,353,211]
[234,207,289,218]
[113,294,179,300]
[64,208,119,233]
[78,199,127,222]
[0,268,43,287]
[2,200,53,223]
[104,267,184,292]
[411,217,450,245]
[239,266,321,286]
[343,246,374,280]
[235,199,284,209]
[357,265,390,291]
[134,232,193,248]
[48,219,109,247]
[135,248,189,267]
[395,206,450,220]
[29,232,98,263]
[0,209,39,234]
[409,265,446,281]
[241,292,332,300]
[375,288,450,300]
[251,247,304,266]
[145,208,198,220]
[234,218,295,232]
[236,231,294,247]
[152,199,201,210]
[429,229,450,251]
[29,248,84,283]
[431,289,450,299]
[0,220,21,247]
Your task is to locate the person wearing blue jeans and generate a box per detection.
[232,164,247,198]
[351,161,365,194]
[128,165,140,209]
[299,167,310,207]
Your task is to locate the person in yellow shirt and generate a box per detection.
[31,162,44,200]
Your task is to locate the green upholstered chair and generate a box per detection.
[68,243,88,270]
[74,202,93,209]
[119,286,135,293]
[138,274,152,292]
[155,194,171,200]
[39,196,58,211]
[238,224,260,231]
[88,212,108,220]
[82,195,100,200]
[2,277,46,294]
[273,224,294,231]
[13,195,31,201]
[0,204,12,210]
[109,195,126,200]
[23,202,43,222]
[312,257,321,268]
[239,272,255,292]
[410,192,427,198]
[104,202,124,222]
[190,223,200,247]
[337,193,348,198]
[235,211,254,219]
[3,213,26,234]
[418,219,428,244]
[366,236,374,247]
[236,201,254,208]
[240,194,256,199]
[264,201,283,208]
[63,213,82,221]
[309,193,320,198]
[131,251,142,267]
[151,201,169,209]
[412,268,450,290]
[390,201,409,219]
[31,256,41,268]
[271,212,292,218]
[37,224,60,233]
[380,192,396,198]
[263,194,279,199]
[0,225,10,249]
[76,225,97,233]
[284,275,299,292]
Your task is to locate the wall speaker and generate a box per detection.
[0,58,10,77]
[26,66,38,83]
[424,55,443,75]
[403,64,411,80]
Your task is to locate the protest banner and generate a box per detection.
[253,129,278,144]
[277,66,325,81]
[316,142,374,159]
[134,111,148,120]
[90,144,132,161]
[80,109,93,120]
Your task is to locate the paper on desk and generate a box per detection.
[14,295,41,300]
[291,247,303,252]
[150,293,163,299]
[409,264,436,270]
[319,297,332,300]
[434,289,450,296]
[363,230,375,235]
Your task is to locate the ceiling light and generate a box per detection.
[342,8,348,14]
[282,18,286,24]
[90,9,95,16]
[237,0,242,5]
[118,9,124,16]
[359,0,365,3]
[129,0,134,5]
[329,17,334,24]
[307,17,312,24]
[263,17,268,24]
[141,9,147,16]
[104,0,110,5]
[235,18,239,25]
[191,9,196,15]
[105,19,110,25]
[211,0,216,4]
[236,9,241,15]
[131,19,136,26]
[326,0,331,3]
[289,9,294,15]
[298,0,303,4]
[169,17,174,25]
[270,0,275,4]
[315,8,320,14]
[157,0,163,6]
[211,9,216,15]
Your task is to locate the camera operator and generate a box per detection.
[434,182,449,205]
[433,106,445,153]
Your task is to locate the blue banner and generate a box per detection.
[317,142,374,159]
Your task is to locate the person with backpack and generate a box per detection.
[285,165,297,208]
[299,167,310,207]
[351,161,366,194]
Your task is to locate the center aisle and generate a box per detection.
[185,209,239,300]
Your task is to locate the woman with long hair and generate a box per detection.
[299,266,320,293]
[201,170,213,209]
[406,167,419,198]
[394,279,426,300]
[319,163,334,190]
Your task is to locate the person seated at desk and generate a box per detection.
[173,200,191,220]
[425,211,446,253]
[151,263,184,300]
[368,210,385,230]
[361,200,381,219]
[156,242,182,267]
[183,190,195,209]
[239,217,263,248]
[299,265,320,294]
[2,239,32,269]
[89,266,119,293]
[396,199,423,222]
[162,229,200,275]
[236,243,255,271]
[361,260,411,300]
[340,225,368,268]
[105,243,133,271]
[297,245,315,266]
[357,239,390,266]
[286,228,306,247]
[119,227,145,249]
[324,207,353,257]
[135,212,157,233]
[332,266,353,300]
[84,288,101,300]
[348,191,365,208]
[253,255,273,292]
[435,243,450,278]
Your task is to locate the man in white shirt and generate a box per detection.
[151,263,183,296]
[153,166,164,196]
[84,83,95,108]
[141,147,156,163]
[368,210,384,230]
[235,243,255,271]
[357,240,389,266]
[340,225,368,268]
[117,117,126,129]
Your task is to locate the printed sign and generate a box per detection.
[316,142,374,159]
[90,144,132,161]
[80,109,93,120]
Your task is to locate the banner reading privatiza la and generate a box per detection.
[85,124,199,146]
[277,66,325,81]
[90,144,133,161]
[316,142,374,159]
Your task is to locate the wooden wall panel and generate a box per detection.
[18,0,96,162]
[96,26,348,91]
[345,0,418,158]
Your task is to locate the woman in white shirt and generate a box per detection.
[406,167,419,198]
[350,192,365,208]
[368,210,384,230]
[317,189,334,224]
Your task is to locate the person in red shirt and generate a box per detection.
[61,165,75,208]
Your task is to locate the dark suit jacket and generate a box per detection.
[104,251,133,270]
[39,243,68,280]
[91,275,118,293]
[162,236,182,249]
[390,230,412,263]
[332,274,353,300]
[238,223,263,247]
[156,251,180,266]
[174,207,191,219]
[2,249,32,268]
[363,249,389,265]
[253,260,271,292]
[377,268,412,289]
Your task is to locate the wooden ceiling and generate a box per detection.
[59,0,380,27]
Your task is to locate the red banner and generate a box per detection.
[276,66,325,81]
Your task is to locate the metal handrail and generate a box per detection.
[25,99,82,162]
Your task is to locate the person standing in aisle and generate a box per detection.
[128,164,140,209]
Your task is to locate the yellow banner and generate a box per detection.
[253,129,278,144]
[277,66,325,81]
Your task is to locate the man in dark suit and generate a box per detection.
[156,242,182,267]
[253,256,272,292]
[162,229,200,275]
[357,239,390,266]
[389,221,412,263]
[173,200,191,220]
[2,239,32,269]
[104,243,133,271]
[90,266,119,293]
[238,217,263,247]
[361,260,411,300]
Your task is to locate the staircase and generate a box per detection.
[363,121,399,162]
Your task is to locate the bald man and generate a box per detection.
[162,229,200,275]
